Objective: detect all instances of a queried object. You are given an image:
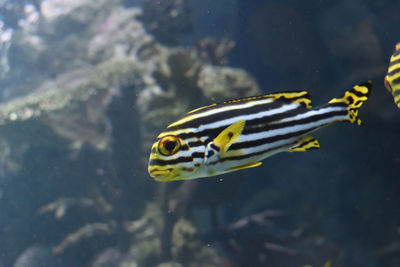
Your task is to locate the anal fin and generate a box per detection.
[229,161,262,171]
[287,136,320,152]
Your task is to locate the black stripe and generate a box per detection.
[352,89,365,97]
[322,102,349,108]
[188,141,204,147]
[174,103,346,141]
[175,105,306,140]
[230,128,311,150]
[187,91,309,116]
[393,49,400,57]
[230,109,347,150]
[178,127,226,141]
[181,144,189,151]
[210,143,219,150]
[387,66,400,77]
[192,152,205,158]
[175,105,345,141]
[166,100,285,131]
[242,109,347,135]
[391,76,400,85]
[243,108,314,134]
[392,89,400,97]
[209,142,296,165]
[207,150,215,157]
[389,58,400,67]
[150,157,193,166]
[244,105,306,128]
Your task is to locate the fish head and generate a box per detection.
[148,135,205,182]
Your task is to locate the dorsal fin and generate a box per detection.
[187,91,312,116]
[218,91,312,108]
[261,91,312,108]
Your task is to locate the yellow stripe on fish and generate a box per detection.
[385,43,400,109]
[148,82,372,182]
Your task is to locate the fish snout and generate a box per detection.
[148,167,172,180]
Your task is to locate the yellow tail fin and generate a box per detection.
[328,81,372,125]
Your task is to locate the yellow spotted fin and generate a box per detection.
[287,136,320,152]
[213,120,245,156]
[327,81,372,125]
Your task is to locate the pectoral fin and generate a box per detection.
[230,161,262,171]
[214,120,245,155]
[287,136,320,152]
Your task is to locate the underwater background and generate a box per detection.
[0,0,399,266]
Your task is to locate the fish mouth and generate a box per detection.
[148,168,174,180]
[148,168,184,182]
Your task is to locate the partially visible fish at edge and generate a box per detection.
[148,82,372,182]
[384,43,400,109]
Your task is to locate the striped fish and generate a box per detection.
[148,82,372,182]
[385,43,400,109]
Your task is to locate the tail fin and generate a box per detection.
[328,81,372,125]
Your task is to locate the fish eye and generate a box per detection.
[158,136,181,156]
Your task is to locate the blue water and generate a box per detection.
[0,0,399,266]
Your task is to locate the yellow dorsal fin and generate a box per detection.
[222,91,312,108]
[230,161,262,171]
[187,103,217,114]
[214,120,245,155]
[287,136,320,152]
[262,91,312,108]
[189,91,312,116]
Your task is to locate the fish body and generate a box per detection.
[385,43,400,108]
[148,82,372,182]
